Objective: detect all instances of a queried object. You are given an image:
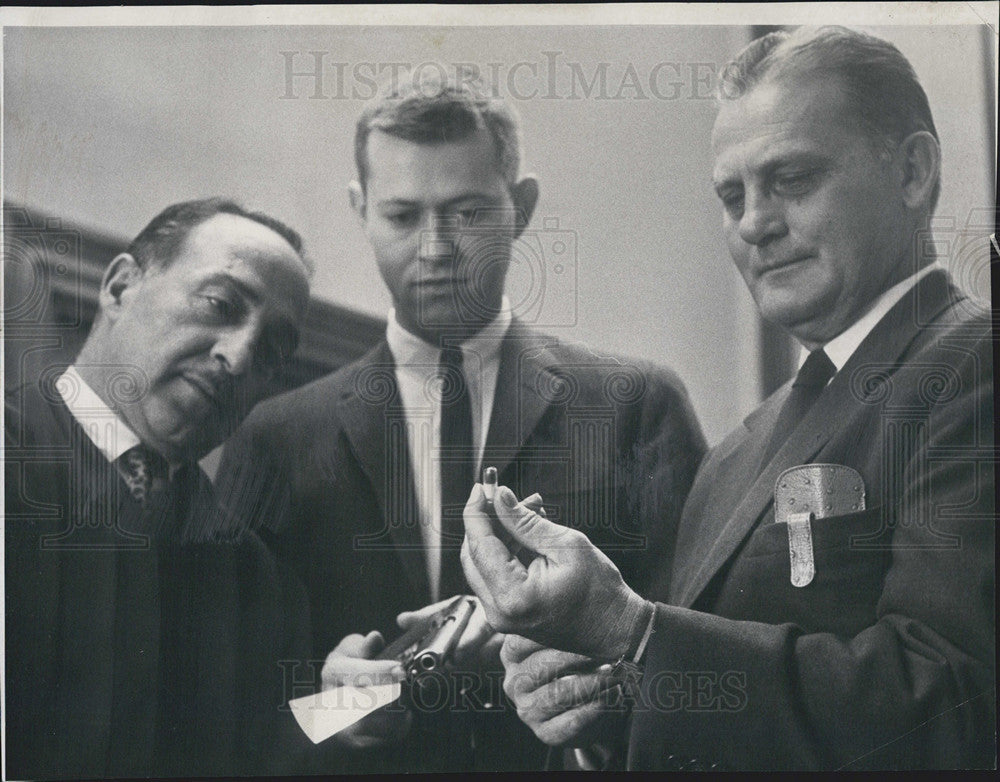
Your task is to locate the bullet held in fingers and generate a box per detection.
[483,466,498,504]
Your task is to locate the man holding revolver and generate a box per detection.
[218,69,705,771]
[462,27,994,771]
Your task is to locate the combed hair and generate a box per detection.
[353,68,521,192]
[126,197,312,275]
[717,26,940,211]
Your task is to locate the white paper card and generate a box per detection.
[288,681,403,744]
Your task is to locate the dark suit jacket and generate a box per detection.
[628,270,995,770]
[4,378,313,780]
[218,319,706,772]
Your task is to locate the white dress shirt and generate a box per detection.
[57,365,189,485]
[799,264,938,374]
[57,365,142,463]
[386,298,512,601]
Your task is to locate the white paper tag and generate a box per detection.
[288,681,402,744]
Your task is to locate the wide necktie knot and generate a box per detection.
[118,444,169,503]
[793,348,837,389]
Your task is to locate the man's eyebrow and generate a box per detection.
[199,272,261,305]
[759,150,830,171]
[440,191,502,207]
[712,175,742,193]
[374,198,419,208]
[374,191,502,209]
[713,149,831,191]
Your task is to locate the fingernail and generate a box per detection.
[499,486,517,508]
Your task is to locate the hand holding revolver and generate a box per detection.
[320,631,412,750]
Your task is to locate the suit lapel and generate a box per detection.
[675,397,833,607]
[674,269,960,608]
[668,394,783,604]
[336,340,429,597]
[482,322,560,480]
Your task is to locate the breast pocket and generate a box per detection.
[715,505,892,636]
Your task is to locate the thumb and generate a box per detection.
[397,596,458,629]
[493,486,580,557]
[358,630,386,659]
[332,633,368,657]
[520,492,547,517]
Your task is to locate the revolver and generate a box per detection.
[376,595,477,684]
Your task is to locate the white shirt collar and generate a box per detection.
[57,365,142,463]
[800,265,938,372]
[386,295,513,364]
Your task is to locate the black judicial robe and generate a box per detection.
[4,378,313,779]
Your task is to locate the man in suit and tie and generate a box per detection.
[461,26,994,770]
[217,70,705,771]
[4,198,315,778]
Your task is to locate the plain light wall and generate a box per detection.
[4,25,994,444]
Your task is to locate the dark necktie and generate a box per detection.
[759,348,837,471]
[117,445,195,541]
[118,444,169,503]
[438,344,474,599]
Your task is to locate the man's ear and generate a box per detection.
[510,175,539,239]
[897,131,940,211]
[348,180,367,221]
[99,253,144,316]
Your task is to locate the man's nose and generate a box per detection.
[418,214,460,264]
[738,191,787,247]
[211,326,258,377]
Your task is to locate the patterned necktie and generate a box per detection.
[759,348,837,471]
[438,344,474,598]
[118,444,169,503]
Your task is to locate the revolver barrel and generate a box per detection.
[406,596,477,681]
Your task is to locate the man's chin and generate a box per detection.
[756,289,837,337]
[145,420,225,465]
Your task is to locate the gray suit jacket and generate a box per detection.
[629,269,995,770]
